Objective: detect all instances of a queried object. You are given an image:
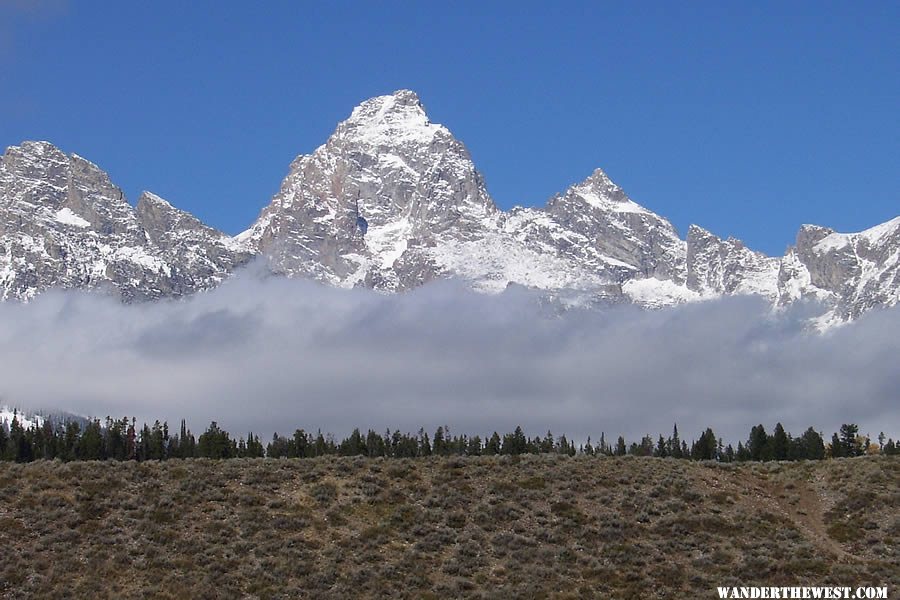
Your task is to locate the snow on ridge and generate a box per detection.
[3,92,898,328]
[575,189,649,214]
[342,90,445,147]
[860,216,900,244]
[54,207,91,228]
[113,246,170,273]
[140,191,175,208]
[813,216,900,253]
[623,278,701,307]
[0,407,45,430]
[430,233,607,294]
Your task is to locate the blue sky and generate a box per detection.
[1,1,897,255]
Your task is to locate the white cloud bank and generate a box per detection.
[0,269,897,445]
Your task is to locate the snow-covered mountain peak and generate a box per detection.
[687,223,713,237]
[565,167,646,212]
[339,89,445,148]
[0,144,248,301]
[2,93,897,325]
[11,139,65,158]
[572,167,622,193]
[542,168,686,284]
[240,90,499,291]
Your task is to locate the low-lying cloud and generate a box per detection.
[1,269,898,446]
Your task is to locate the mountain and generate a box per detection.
[0,404,88,431]
[0,141,250,301]
[1,91,897,323]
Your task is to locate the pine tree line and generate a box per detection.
[0,413,896,463]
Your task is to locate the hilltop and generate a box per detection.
[0,455,896,598]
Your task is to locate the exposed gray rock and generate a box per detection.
[544,168,686,284]
[236,89,497,291]
[1,91,897,326]
[136,191,253,289]
[0,141,245,301]
[781,219,900,322]
[686,224,780,299]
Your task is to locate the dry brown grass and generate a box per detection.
[0,455,896,598]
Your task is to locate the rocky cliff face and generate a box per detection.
[783,219,900,322]
[236,90,498,292]
[685,225,780,299]
[1,91,897,324]
[0,141,247,301]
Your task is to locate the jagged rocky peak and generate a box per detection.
[242,89,498,290]
[545,168,687,284]
[1,141,70,193]
[1,140,142,241]
[2,94,898,325]
[569,167,632,206]
[0,142,247,301]
[135,190,251,270]
[686,224,779,298]
[337,89,439,146]
[783,218,900,320]
[324,88,498,232]
[137,191,215,240]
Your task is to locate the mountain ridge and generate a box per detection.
[1,91,897,324]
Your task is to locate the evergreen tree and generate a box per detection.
[365,429,385,458]
[691,428,718,461]
[433,426,446,456]
[485,432,501,456]
[830,432,844,458]
[655,435,668,458]
[197,422,234,459]
[79,419,104,460]
[749,424,769,461]
[126,418,137,460]
[839,424,861,457]
[541,431,555,453]
[583,436,595,456]
[267,433,289,458]
[735,441,750,461]
[723,444,735,462]
[244,433,265,458]
[339,428,366,456]
[314,430,328,457]
[467,435,482,456]
[670,424,682,459]
[9,417,33,463]
[800,427,825,460]
[883,439,897,456]
[771,423,789,461]
[63,421,80,461]
[502,426,527,455]
[418,428,431,457]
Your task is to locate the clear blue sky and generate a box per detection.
[1,1,897,255]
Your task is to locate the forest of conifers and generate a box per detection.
[0,413,897,463]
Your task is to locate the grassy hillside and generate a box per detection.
[0,455,896,598]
